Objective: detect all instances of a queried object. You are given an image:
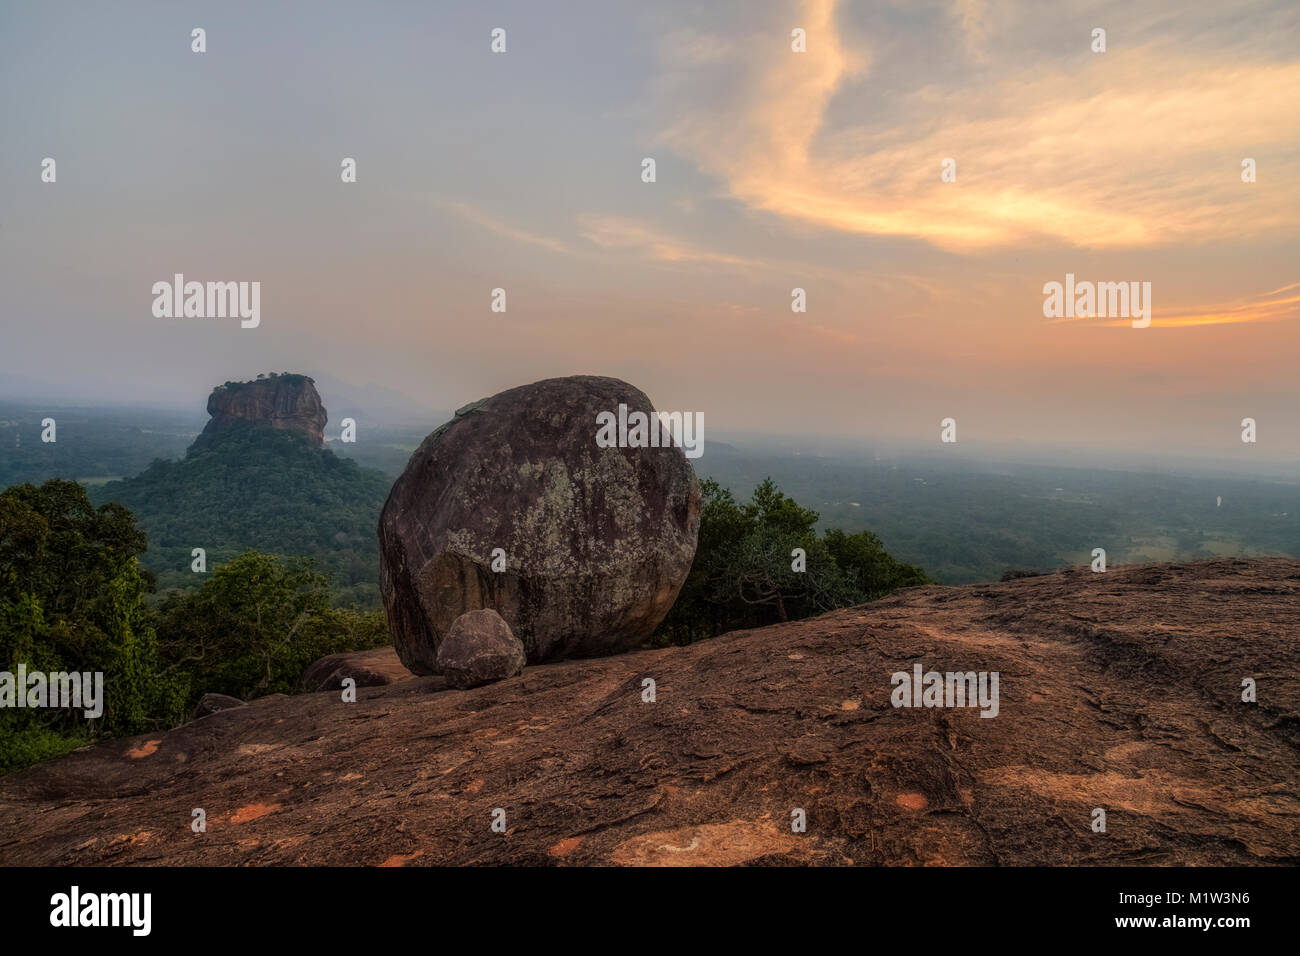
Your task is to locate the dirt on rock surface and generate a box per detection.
[2,557,1297,866]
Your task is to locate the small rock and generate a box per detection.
[436,610,526,689]
[298,647,411,692]
[784,737,832,765]
[192,693,245,719]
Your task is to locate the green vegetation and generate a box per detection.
[100,424,390,606]
[653,478,931,645]
[154,551,387,701]
[0,480,386,774]
[329,427,424,476]
[0,480,187,772]
[213,371,314,392]
[698,450,1300,584]
[0,403,199,489]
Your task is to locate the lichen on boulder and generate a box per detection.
[379,375,701,674]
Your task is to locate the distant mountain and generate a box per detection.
[197,373,327,449]
[98,375,390,606]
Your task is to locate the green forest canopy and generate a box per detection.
[1,472,927,773]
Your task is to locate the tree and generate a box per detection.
[99,423,390,606]
[824,528,931,600]
[155,550,387,704]
[653,477,932,646]
[0,481,186,771]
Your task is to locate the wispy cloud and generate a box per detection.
[655,0,1300,252]
[433,198,575,255]
[1086,283,1300,328]
[577,214,771,269]
[433,197,807,273]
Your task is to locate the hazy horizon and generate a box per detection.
[4,370,1298,483]
[3,0,1298,464]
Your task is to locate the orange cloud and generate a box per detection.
[656,0,1300,252]
[1092,285,1300,328]
[577,214,766,268]
[433,198,575,255]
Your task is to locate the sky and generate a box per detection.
[1,0,1298,463]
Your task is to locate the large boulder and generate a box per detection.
[379,375,701,673]
[436,610,527,689]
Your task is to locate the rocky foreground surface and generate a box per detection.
[2,558,1297,866]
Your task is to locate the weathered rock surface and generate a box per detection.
[191,693,246,719]
[379,375,701,674]
[297,647,414,693]
[3,558,1297,867]
[436,610,527,689]
[196,374,326,448]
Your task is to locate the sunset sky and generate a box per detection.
[2,0,1297,461]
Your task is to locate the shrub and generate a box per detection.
[653,478,932,645]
